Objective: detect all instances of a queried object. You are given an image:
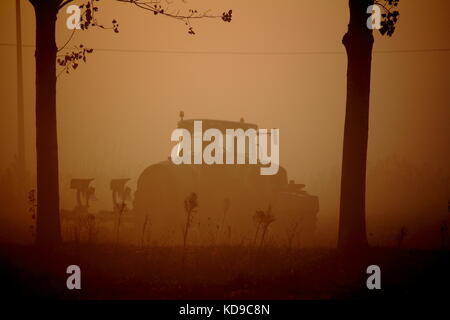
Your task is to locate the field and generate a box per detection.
[1,243,449,299]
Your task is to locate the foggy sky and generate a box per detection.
[0,0,449,220]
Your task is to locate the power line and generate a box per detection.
[1,42,450,55]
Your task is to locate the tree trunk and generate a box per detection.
[338,0,374,250]
[31,0,62,246]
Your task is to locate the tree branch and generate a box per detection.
[116,0,232,34]
[58,0,75,10]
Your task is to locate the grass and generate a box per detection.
[0,242,449,299]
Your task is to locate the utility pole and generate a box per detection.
[16,0,26,188]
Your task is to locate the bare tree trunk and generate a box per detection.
[338,0,374,250]
[31,0,62,246]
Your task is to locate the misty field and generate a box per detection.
[1,243,449,299]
